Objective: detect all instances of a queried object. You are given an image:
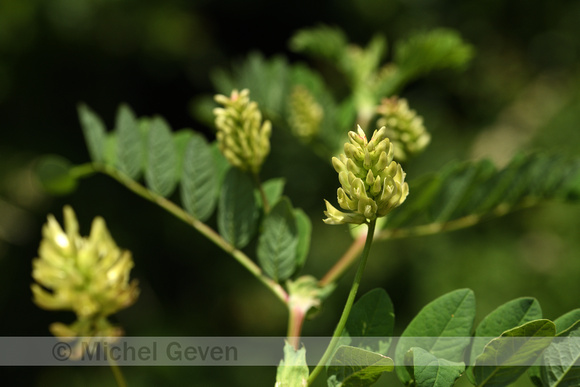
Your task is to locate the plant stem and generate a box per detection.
[79,163,288,304]
[287,304,306,350]
[108,352,127,387]
[307,219,376,385]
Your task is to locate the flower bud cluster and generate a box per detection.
[288,85,323,142]
[32,206,139,336]
[324,126,409,225]
[214,89,272,174]
[376,97,430,161]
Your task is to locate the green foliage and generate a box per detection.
[114,104,143,179]
[78,103,107,163]
[384,29,474,95]
[327,346,394,387]
[467,297,543,381]
[257,197,299,282]
[276,342,309,387]
[383,153,580,235]
[144,117,178,197]
[395,289,476,385]
[472,320,555,386]
[404,347,465,387]
[288,25,348,63]
[293,208,312,272]
[218,168,260,248]
[342,288,394,354]
[180,134,218,222]
[537,320,580,387]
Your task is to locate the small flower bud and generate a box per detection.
[376,97,430,161]
[213,89,271,174]
[323,125,409,225]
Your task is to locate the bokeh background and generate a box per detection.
[1,0,580,386]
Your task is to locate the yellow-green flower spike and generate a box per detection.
[31,206,139,337]
[288,85,323,142]
[376,97,430,162]
[323,126,409,225]
[214,89,272,174]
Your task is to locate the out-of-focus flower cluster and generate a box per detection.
[32,206,139,338]
[376,97,430,161]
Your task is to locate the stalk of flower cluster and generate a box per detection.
[308,219,376,385]
[311,126,410,384]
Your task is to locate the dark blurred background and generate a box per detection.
[1,0,580,386]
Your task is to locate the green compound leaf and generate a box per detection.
[34,155,78,195]
[114,104,143,179]
[405,347,465,387]
[395,289,475,386]
[393,28,473,83]
[77,103,107,163]
[342,288,394,355]
[180,134,218,222]
[539,320,580,387]
[382,152,580,238]
[218,168,259,248]
[276,341,309,387]
[473,319,556,387]
[468,297,542,382]
[293,208,312,273]
[257,197,298,282]
[327,346,394,387]
[144,117,177,197]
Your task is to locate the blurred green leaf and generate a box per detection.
[395,289,475,385]
[144,117,177,197]
[34,155,78,195]
[115,104,143,179]
[77,103,107,163]
[180,134,217,222]
[383,153,580,236]
[327,346,394,387]
[393,28,473,86]
[257,197,298,282]
[218,168,259,248]
[289,24,348,63]
[211,52,290,119]
[404,347,465,387]
[473,319,555,386]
